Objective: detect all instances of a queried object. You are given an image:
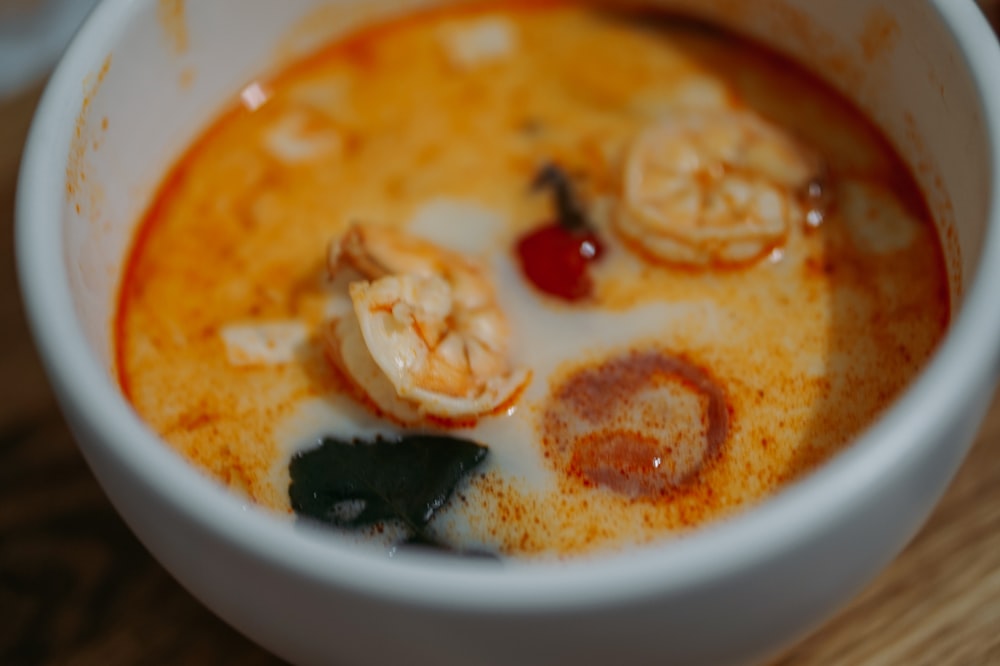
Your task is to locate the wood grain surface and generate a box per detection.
[2,2,1000,664]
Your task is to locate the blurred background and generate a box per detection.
[1,1,999,664]
[0,0,99,99]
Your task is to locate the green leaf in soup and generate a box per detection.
[288,434,489,536]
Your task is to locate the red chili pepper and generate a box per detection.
[516,222,604,301]
[516,163,605,301]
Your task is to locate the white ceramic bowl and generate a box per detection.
[16,1,1000,664]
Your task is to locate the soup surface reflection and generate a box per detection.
[116,2,949,558]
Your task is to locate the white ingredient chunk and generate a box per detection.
[263,112,342,164]
[220,321,309,367]
[839,180,918,254]
[440,17,518,69]
[631,79,732,118]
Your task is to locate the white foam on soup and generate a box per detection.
[405,197,508,255]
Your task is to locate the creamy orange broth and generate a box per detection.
[117,2,949,558]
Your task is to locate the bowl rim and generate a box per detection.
[15,0,1000,611]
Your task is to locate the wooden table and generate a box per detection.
[3,4,1000,663]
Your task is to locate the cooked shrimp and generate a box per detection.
[325,224,530,423]
[617,108,824,267]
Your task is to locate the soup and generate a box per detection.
[116,1,949,559]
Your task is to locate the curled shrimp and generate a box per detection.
[325,224,530,424]
[616,109,825,267]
